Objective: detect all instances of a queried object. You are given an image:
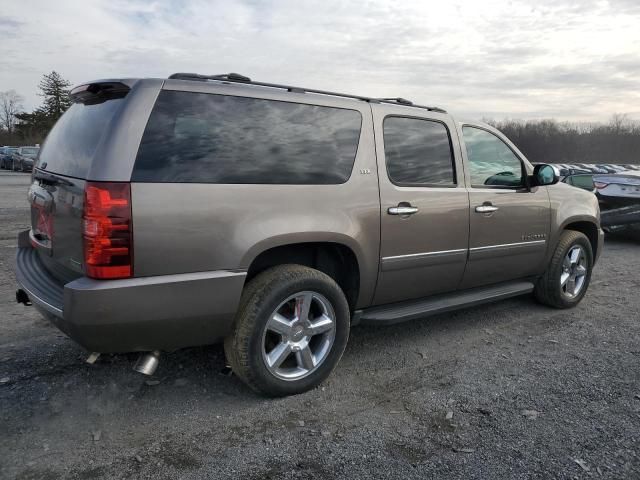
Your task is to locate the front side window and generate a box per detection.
[463,126,524,187]
[383,117,456,186]
[133,91,362,184]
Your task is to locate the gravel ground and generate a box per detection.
[0,170,638,480]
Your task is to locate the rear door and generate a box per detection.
[372,104,469,306]
[28,89,130,283]
[459,124,550,288]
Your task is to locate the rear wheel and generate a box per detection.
[225,264,350,396]
[535,230,593,308]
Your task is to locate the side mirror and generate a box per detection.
[531,164,560,187]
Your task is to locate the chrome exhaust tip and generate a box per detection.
[86,352,101,364]
[133,350,161,376]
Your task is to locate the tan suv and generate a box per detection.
[15,73,604,396]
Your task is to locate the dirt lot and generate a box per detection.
[0,169,638,480]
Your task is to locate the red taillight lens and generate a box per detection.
[593,181,608,190]
[83,182,132,279]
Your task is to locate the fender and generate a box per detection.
[240,231,378,308]
[545,182,601,264]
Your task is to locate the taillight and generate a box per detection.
[593,181,609,190]
[83,182,133,279]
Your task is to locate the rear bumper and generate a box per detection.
[15,231,246,353]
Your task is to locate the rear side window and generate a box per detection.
[132,91,363,184]
[383,117,456,186]
[36,99,125,178]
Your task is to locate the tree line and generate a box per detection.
[486,115,640,165]
[1,73,639,165]
[0,71,71,146]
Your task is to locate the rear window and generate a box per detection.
[36,99,125,178]
[20,147,39,156]
[132,90,362,184]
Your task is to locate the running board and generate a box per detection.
[357,280,535,326]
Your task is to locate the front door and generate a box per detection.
[459,125,550,288]
[372,105,470,306]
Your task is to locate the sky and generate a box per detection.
[0,0,638,122]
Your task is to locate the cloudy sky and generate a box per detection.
[1,0,638,122]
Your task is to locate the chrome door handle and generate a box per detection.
[475,205,499,213]
[388,206,419,216]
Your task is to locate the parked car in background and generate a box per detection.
[12,146,40,172]
[561,166,640,235]
[0,146,20,169]
[561,170,596,192]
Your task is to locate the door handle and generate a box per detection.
[475,204,499,213]
[388,205,419,216]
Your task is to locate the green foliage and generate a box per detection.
[14,71,72,144]
[38,71,72,120]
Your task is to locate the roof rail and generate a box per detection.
[377,97,413,106]
[167,72,447,113]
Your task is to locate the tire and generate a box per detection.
[534,230,593,308]
[225,264,350,397]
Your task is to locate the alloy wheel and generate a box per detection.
[261,291,336,381]
[560,245,588,298]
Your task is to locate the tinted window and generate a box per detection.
[463,126,523,187]
[133,91,362,184]
[36,99,125,178]
[567,174,594,190]
[383,117,455,185]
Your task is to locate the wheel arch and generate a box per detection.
[242,237,365,311]
[549,216,600,264]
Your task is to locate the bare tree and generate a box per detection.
[0,90,24,139]
[609,113,631,135]
[488,115,640,165]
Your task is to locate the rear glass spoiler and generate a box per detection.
[69,82,130,105]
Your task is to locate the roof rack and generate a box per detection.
[168,72,447,113]
[377,97,413,106]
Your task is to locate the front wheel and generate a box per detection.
[225,264,350,397]
[535,230,593,308]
